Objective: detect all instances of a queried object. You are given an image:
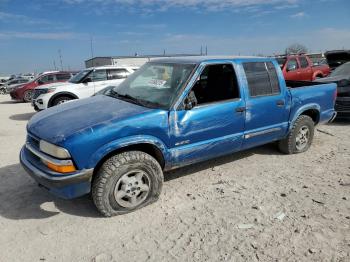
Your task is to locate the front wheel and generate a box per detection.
[92,151,163,217]
[278,115,314,154]
[23,90,32,102]
[51,96,73,107]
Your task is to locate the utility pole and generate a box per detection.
[205,46,208,56]
[200,45,203,55]
[58,49,63,71]
[53,60,57,70]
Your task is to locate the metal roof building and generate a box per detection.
[85,54,202,68]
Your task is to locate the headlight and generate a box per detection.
[39,140,71,159]
[338,79,350,87]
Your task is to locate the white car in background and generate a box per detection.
[32,66,137,111]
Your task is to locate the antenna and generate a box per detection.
[58,49,63,71]
[90,35,94,67]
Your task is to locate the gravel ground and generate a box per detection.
[0,95,349,262]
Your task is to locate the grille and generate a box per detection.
[27,134,40,150]
[32,89,47,100]
[336,101,350,112]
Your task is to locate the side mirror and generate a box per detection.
[37,80,44,85]
[82,77,92,84]
[184,91,197,110]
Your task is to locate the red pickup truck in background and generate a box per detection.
[276,54,330,81]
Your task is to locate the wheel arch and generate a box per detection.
[48,92,79,107]
[89,135,169,175]
[312,70,324,80]
[290,104,320,131]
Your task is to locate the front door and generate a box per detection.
[169,63,245,167]
[284,58,301,80]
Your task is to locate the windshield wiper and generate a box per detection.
[109,90,164,109]
[109,90,146,106]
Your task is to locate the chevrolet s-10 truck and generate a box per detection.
[20,56,337,216]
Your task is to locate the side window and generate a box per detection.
[56,73,71,81]
[286,58,298,71]
[91,70,107,82]
[39,75,54,83]
[191,64,240,105]
[243,62,280,97]
[299,56,309,68]
[107,69,130,80]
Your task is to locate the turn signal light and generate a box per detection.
[46,162,76,173]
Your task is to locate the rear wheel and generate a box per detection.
[51,96,73,107]
[23,90,32,102]
[278,115,314,154]
[92,151,163,217]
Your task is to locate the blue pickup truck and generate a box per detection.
[20,56,337,216]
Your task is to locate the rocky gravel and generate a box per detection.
[0,96,349,261]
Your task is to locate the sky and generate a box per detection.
[0,0,349,75]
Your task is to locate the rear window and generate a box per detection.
[56,74,71,81]
[107,69,130,80]
[243,62,280,97]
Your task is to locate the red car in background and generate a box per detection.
[276,54,330,81]
[10,71,76,102]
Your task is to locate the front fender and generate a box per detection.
[88,135,170,169]
[289,103,320,131]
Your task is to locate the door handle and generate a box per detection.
[276,100,285,107]
[235,107,246,113]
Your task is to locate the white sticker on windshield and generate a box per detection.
[148,79,167,88]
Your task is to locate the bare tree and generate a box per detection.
[285,43,308,55]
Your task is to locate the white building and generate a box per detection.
[85,54,202,68]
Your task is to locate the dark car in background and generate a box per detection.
[325,50,350,70]
[316,62,350,118]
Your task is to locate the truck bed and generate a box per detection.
[286,80,326,88]
[287,80,336,124]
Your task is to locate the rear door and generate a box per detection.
[241,61,290,149]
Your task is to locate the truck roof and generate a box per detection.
[151,55,273,64]
[85,65,139,70]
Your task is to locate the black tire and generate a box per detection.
[278,115,314,154]
[23,90,32,102]
[0,88,5,95]
[51,96,73,107]
[92,151,163,217]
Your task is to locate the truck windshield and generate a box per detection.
[69,69,92,84]
[110,62,196,109]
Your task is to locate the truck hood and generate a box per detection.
[27,95,154,144]
[315,75,347,83]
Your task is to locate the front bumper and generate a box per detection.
[20,146,93,199]
[335,97,350,118]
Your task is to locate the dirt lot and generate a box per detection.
[0,95,349,262]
